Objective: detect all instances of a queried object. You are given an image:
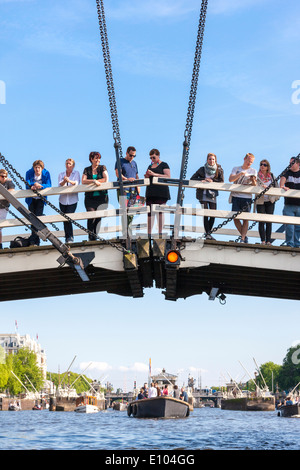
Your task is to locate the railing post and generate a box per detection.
[114,137,129,248]
[173,134,189,244]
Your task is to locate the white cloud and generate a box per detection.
[107,0,273,20]
[79,361,112,373]
[118,362,149,373]
[107,0,200,21]
[188,366,207,373]
[112,44,190,81]
[209,0,272,15]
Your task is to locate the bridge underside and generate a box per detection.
[0,239,299,302]
[176,263,300,301]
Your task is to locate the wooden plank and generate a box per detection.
[0,179,150,202]
[152,177,300,199]
[1,224,286,243]
[164,225,285,240]
[0,206,149,229]
[152,205,300,225]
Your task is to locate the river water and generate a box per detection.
[0,407,299,451]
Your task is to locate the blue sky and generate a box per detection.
[0,0,300,390]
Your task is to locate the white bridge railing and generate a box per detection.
[0,177,299,244]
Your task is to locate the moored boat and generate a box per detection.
[221,396,275,411]
[127,396,190,419]
[32,404,42,410]
[8,401,21,411]
[277,382,300,417]
[74,395,99,413]
[112,401,127,411]
[279,403,300,418]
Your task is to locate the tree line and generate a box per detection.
[0,346,95,396]
[257,345,300,392]
[1,344,299,396]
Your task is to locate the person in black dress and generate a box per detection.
[145,148,171,237]
[82,151,109,241]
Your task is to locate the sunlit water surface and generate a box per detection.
[0,407,299,450]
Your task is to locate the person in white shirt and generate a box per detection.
[229,153,257,243]
[58,158,81,243]
[148,382,157,398]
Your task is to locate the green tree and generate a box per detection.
[278,344,300,391]
[47,371,92,394]
[256,362,281,391]
[7,348,44,396]
[0,346,9,389]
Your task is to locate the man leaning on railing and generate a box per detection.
[280,157,300,248]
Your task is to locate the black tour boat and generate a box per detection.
[127,396,190,419]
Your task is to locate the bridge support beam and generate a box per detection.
[123,252,143,298]
[152,239,166,289]
[136,239,152,288]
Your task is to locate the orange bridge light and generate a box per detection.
[166,251,180,264]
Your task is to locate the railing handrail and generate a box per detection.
[151,204,300,225]
[152,177,300,199]
[0,179,150,201]
[1,176,300,245]
[3,177,300,202]
[0,225,286,244]
[0,206,149,229]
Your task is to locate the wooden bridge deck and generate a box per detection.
[1,178,300,302]
[0,237,299,302]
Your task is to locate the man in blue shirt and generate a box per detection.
[115,147,139,182]
[115,146,139,232]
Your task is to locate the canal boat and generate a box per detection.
[127,396,190,419]
[8,401,21,411]
[279,403,300,418]
[32,404,42,410]
[74,395,99,413]
[278,382,300,417]
[112,401,127,411]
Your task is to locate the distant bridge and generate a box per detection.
[0,179,300,302]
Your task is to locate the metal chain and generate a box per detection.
[0,153,128,253]
[179,0,208,204]
[207,154,300,240]
[96,0,123,157]
[0,199,33,233]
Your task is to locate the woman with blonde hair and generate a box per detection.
[58,158,81,243]
[191,153,224,239]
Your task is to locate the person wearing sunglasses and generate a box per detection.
[280,157,300,248]
[115,146,140,230]
[144,149,170,237]
[0,169,15,249]
[256,159,279,245]
[229,153,257,243]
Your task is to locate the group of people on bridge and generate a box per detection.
[190,152,300,248]
[0,148,299,248]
